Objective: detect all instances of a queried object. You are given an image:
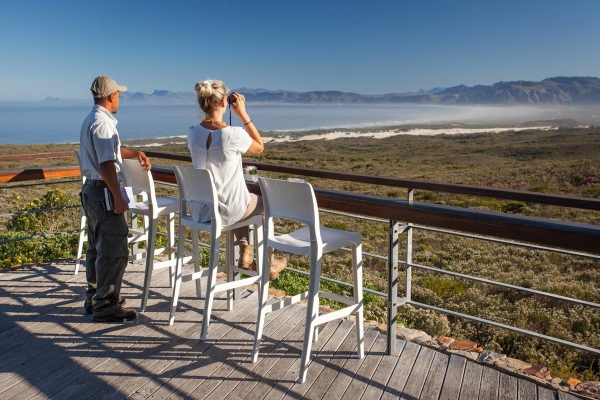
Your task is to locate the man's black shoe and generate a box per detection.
[85,297,127,315]
[93,307,137,322]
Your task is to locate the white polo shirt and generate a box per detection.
[79,105,124,182]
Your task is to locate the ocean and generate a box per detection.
[0,101,568,145]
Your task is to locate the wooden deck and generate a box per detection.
[0,261,579,400]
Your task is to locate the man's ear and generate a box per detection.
[108,92,117,103]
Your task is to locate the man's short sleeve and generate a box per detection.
[91,120,118,164]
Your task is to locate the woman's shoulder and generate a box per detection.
[188,123,203,134]
[221,125,245,136]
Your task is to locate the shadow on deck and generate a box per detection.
[0,262,575,400]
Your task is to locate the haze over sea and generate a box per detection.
[0,102,576,145]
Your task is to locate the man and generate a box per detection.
[79,76,151,322]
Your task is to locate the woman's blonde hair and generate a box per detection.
[194,79,228,114]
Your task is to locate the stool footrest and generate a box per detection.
[319,290,355,305]
[314,303,362,327]
[212,276,261,293]
[182,271,204,282]
[262,290,309,314]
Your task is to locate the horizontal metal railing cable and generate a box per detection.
[404,261,600,309]
[414,224,600,260]
[0,229,80,245]
[0,205,80,218]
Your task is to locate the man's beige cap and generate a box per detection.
[90,76,128,98]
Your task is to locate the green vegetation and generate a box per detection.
[0,188,79,267]
[1,125,599,381]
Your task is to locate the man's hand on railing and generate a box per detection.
[136,151,151,171]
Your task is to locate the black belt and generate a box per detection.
[85,179,107,187]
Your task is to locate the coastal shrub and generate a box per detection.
[502,201,526,214]
[1,188,79,269]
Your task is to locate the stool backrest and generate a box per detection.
[173,165,221,233]
[258,177,321,242]
[73,149,86,184]
[122,158,157,210]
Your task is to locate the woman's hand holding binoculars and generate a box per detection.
[229,92,250,123]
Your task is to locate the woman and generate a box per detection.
[187,79,285,279]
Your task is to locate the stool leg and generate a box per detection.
[252,245,271,363]
[75,212,86,274]
[226,230,234,311]
[140,217,158,312]
[169,223,186,325]
[200,233,221,341]
[167,212,175,288]
[299,247,323,383]
[353,243,365,358]
[193,229,201,298]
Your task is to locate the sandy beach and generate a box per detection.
[262,126,556,143]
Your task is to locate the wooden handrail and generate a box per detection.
[0,165,80,183]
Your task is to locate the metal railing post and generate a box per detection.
[387,219,399,355]
[406,189,414,303]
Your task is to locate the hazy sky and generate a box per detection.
[1,0,599,100]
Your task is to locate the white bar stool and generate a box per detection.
[252,177,364,383]
[170,165,264,340]
[121,159,180,312]
[73,149,87,275]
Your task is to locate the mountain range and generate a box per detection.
[114,76,600,105]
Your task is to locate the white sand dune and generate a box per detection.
[263,126,556,143]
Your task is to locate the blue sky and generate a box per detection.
[1,0,599,100]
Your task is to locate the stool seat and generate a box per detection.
[270,226,361,255]
[130,195,180,215]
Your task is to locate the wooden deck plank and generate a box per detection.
[419,350,450,400]
[54,267,195,400]
[518,377,537,400]
[123,297,262,400]
[262,320,341,399]
[300,319,367,400]
[558,391,582,400]
[0,266,150,397]
[282,323,380,400]
[458,360,484,399]
[499,373,518,400]
[380,339,421,400]
[184,300,306,400]
[339,328,388,400]
[437,354,467,400]
[203,306,310,400]
[538,386,557,400]
[286,319,353,399]
[359,339,404,400]
[86,287,258,399]
[4,266,174,400]
[479,366,500,400]
[159,304,304,398]
[399,346,436,400]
